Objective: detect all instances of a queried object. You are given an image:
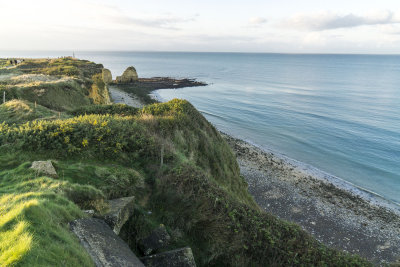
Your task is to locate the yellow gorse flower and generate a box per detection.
[82,139,89,147]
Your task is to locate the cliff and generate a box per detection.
[0,58,371,266]
[0,57,111,110]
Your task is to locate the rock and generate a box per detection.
[140,247,196,267]
[100,196,135,235]
[70,218,144,267]
[30,160,57,178]
[83,210,95,216]
[139,224,171,256]
[116,67,138,83]
[102,68,112,84]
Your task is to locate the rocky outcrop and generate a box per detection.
[70,218,145,267]
[100,196,135,235]
[138,224,171,256]
[140,247,196,267]
[30,160,57,178]
[89,73,111,105]
[116,67,138,84]
[102,69,112,84]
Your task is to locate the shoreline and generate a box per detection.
[111,83,400,264]
[221,133,400,264]
[226,133,400,213]
[109,85,144,108]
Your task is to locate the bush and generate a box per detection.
[0,114,157,162]
[69,104,139,117]
[150,164,371,267]
[39,66,80,77]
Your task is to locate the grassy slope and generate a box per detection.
[0,57,371,266]
[0,100,69,124]
[0,151,94,266]
[0,57,109,111]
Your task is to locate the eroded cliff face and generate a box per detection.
[116,66,138,83]
[102,68,112,84]
[89,73,111,104]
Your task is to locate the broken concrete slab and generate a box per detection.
[100,196,135,235]
[70,218,144,267]
[140,247,196,267]
[31,160,58,178]
[83,210,95,217]
[139,224,171,256]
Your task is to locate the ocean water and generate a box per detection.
[2,51,400,206]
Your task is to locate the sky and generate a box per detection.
[1,0,400,53]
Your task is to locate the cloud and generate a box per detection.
[80,3,196,30]
[249,17,267,25]
[281,10,400,31]
[108,14,194,30]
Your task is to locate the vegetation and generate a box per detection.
[0,100,69,124]
[69,103,139,116]
[0,59,12,68]
[0,151,95,266]
[0,57,110,111]
[17,58,103,78]
[0,58,372,266]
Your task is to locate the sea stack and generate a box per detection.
[116,66,138,83]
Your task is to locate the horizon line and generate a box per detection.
[1,50,400,56]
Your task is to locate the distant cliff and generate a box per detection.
[0,57,111,110]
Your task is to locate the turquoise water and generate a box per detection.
[2,51,400,205]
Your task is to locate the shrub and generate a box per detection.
[0,114,157,162]
[69,104,139,117]
[38,66,80,77]
[150,164,371,267]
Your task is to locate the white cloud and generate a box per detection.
[281,10,400,31]
[249,17,267,25]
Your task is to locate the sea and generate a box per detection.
[2,51,400,208]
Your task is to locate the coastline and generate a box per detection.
[221,133,400,264]
[114,84,400,264]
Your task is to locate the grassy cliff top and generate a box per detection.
[0,57,110,111]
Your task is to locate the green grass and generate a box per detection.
[55,160,145,200]
[0,100,69,124]
[15,80,92,111]
[0,151,94,266]
[0,148,147,266]
[0,57,110,111]
[16,57,103,79]
[0,76,92,112]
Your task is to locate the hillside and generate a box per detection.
[0,57,110,111]
[0,58,371,266]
